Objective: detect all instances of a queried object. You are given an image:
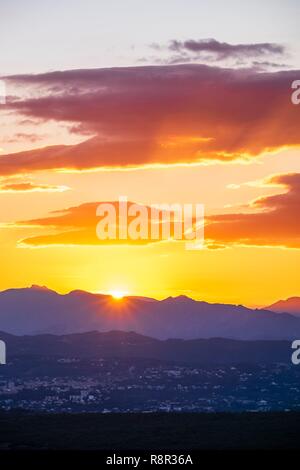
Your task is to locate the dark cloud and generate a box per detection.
[1,64,299,175]
[168,39,285,60]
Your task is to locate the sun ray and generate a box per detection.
[109,290,128,300]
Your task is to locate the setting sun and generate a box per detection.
[109,290,128,300]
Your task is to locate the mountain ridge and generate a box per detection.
[1,286,300,340]
[0,329,293,364]
[267,297,300,316]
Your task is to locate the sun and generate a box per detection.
[109,290,128,300]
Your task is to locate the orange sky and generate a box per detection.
[1,61,300,307]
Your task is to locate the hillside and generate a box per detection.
[0,330,293,364]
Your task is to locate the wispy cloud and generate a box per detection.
[207,173,300,249]
[146,38,287,67]
[0,181,69,193]
[167,39,285,60]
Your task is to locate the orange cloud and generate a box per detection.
[2,64,300,175]
[12,173,300,249]
[0,182,69,193]
[17,201,198,247]
[206,173,300,248]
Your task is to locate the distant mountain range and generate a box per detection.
[0,285,300,340]
[267,297,300,316]
[0,330,293,364]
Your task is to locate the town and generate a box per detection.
[1,356,299,413]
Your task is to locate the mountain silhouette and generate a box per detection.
[0,330,293,364]
[267,297,300,316]
[1,286,300,340]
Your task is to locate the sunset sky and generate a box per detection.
[1,0,300,306]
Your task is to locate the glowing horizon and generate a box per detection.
[1,1,300,308]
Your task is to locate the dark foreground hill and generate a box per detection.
[0,411,300,450]
[0,330,294,364]
[1,285,300,340]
